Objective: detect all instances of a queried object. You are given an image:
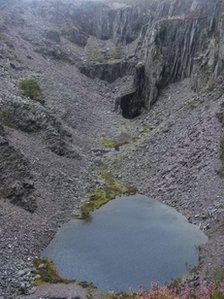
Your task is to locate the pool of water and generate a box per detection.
[42,195,207,292]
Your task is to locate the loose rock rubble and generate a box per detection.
[0,0,224,298]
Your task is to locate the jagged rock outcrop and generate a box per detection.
[0,97,81,159]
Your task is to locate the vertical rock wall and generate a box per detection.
[26,0,224,117]
[118,0,224,117]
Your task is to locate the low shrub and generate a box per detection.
[19,78,42,101]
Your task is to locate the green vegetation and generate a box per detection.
[101,132,132,150]
[101,138,117,149]
[101,135,130,150]
[131,125,155,144]
[85,40,125,64]
[211,292,224,299]
[215,270,224,284]
[33,258,73,286]
[77,165,137,219]
[139,125,155,135]
[19,78,42,101]
[101,126,155,150]
[110,43,124,60]
[0,108,14,128]
[33,258,96,295]
[85,40,102,63]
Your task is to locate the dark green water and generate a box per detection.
[42,195,207,292]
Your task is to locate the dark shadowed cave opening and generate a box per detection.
[119,93,144,119]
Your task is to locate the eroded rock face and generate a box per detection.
[0,97,81,159]
[24,0,156,46]
[1,0,224,297]
[140,0,224,108]
[114,0,224,117]
[0,124,36,212]
[2,0,224,116]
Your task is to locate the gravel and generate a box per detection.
[0,1,224,298]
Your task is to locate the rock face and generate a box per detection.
[0,124,36,212]
[80,59,130,83]
[1,0,224,297]
[12,0,224,105]
[115,0,224,117]
[116,62,145,118]
[140,0,224,108]
[0,97,80,159]
[38,0,149,44]
[71,0,223,118]
[62,27,89,47]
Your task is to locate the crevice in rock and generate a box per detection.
[116,62,145,119]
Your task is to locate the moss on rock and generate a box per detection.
[33,258,73,286]
[77,165,137,219]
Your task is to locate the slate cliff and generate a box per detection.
[1,0,224,297]
[41,0,224,118]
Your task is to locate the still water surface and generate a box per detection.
[43,195,207,292]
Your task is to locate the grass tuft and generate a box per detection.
[101,136,129,151]
[101,138,117,149]
[77,165,137,219]
[33,258,73,286]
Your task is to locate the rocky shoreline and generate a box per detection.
[13,79,224,299]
